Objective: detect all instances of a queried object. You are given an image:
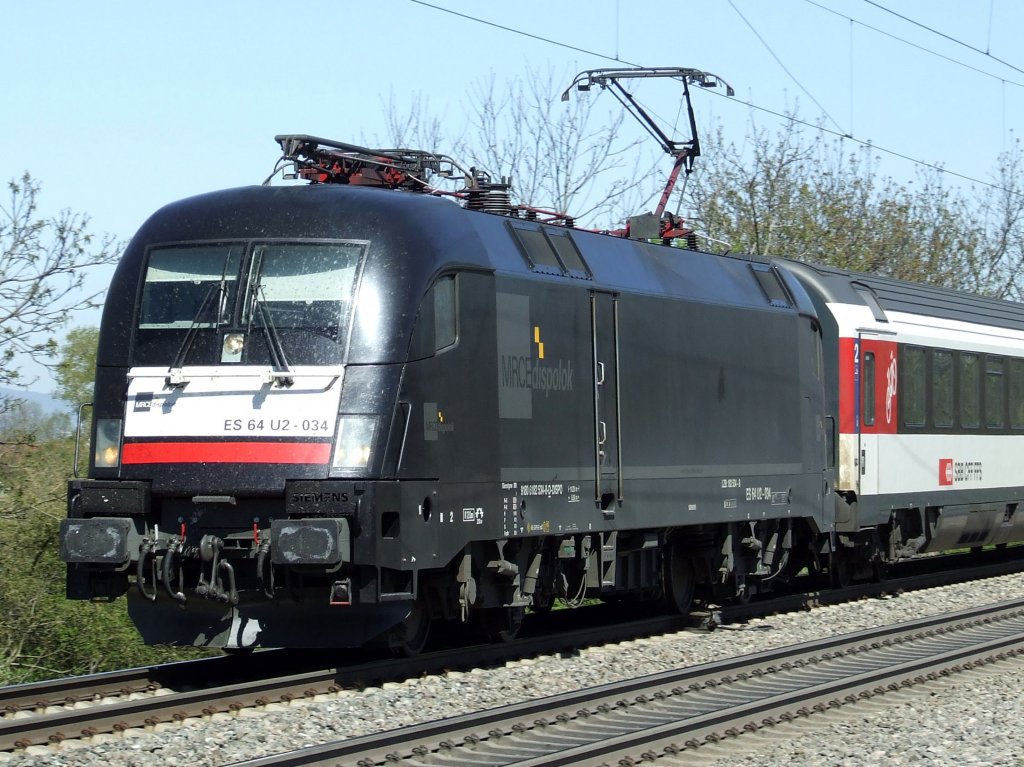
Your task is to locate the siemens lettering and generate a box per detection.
[500,355,574,396]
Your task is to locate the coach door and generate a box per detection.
[856,334,877,496]
[591,292,622,511]
[857,330,898,496]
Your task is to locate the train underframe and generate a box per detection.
[63,488,827,651]
[63,479,1024,651]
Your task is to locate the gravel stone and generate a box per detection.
[4,573,1023,766]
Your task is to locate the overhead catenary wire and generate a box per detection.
[405,0,1023,200]
[864,0,1024,78]
[804,0,1024,90]
[406,0,625,63]
[727,0,848,136]
[718,91,1013,195]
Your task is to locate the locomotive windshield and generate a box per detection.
[133,240,364,366]
[241,243,359,338]
[139,244,242,330]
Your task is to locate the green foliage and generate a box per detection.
[0,437,209,685]
[0,329,212,685]
[0,398,69,444]
[54,326,100,410]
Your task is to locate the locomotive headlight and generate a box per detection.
[331,416,377,472]
[222,332,245,362]
[94,418,123,468]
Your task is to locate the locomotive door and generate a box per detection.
[591,292,622,510]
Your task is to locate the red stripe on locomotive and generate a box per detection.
[122,441,332,465]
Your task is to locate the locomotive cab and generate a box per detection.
[63,184,495,648]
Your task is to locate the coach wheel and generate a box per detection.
[388,598,432,656]
[663,544,695,615]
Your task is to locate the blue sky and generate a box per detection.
[4,0,1023,392]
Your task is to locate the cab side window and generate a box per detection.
[408,275,458,360]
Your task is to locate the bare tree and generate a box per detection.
[0,173,119,395]
[966,140,1024,300]
[463,65,662,225]
[378,88,453,154]
[382,67,663,229]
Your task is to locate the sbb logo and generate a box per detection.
[884,353,898,425]
[939,458,954,486]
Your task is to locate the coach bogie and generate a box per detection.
[913,502,1024,553]
[887,507,927,559]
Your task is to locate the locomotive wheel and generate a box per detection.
[831,550,854,589]
[780,544,810,585]
[872,558,889,582]
[531,591,556,614]
[388,598,432,656]
[733,578,752,604]
[663,543,695,615]
[478,606,526,643]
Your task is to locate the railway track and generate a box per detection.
[3,553,1022,753]
[0,613,687,752]
[232,598,1024,767]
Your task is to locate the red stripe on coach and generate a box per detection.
[838,337,857,434]
[121,441,331,465]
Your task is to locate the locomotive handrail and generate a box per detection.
[72,401,93,478]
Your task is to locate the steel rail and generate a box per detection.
[0,614,685,751]
[3,553,1022,752]
[227,598,1024,767]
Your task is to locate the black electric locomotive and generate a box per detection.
[60,69,1024,650]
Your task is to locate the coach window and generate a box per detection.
[960,353,980,429]
[1011,359,1024,429]
[933,350,954,428]
[986,356,1005,429]
[862,351,876,427]
[901,346,926,427]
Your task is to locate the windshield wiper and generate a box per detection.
[165,279,226,388]
[249,283,294,388]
